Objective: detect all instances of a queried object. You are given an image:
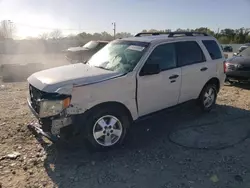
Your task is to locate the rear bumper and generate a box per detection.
[226,71,250,80]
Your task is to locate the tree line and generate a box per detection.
[140,28,250,44]
[1,20,249,44]
[65,27,250,45]
[37,27,250,44]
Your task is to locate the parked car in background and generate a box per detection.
[225,46,250,83]
[223,45,233,52]
[27,31,226,150]
[238,45,249,53]
[65,40,109,63]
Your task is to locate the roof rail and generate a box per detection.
[134,32,209,37]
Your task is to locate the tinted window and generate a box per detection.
[202,40,222,60]
[176,41,205,66]
[145,43,176,71]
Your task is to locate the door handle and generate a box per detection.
[200,67,208,71]
[169,74,179,79]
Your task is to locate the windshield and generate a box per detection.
[239,47,250,57]
[83,41,99,49]
[87,40,149,73]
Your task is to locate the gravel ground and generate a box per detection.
[0,80,250,188]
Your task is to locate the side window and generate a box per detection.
[145,43,176,71]
[202,40,223,60]
[176,41,205,67]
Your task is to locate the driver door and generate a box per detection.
[137,42,182,117]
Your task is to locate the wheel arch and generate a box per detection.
[202,77,220,94]
[85,101,133,123]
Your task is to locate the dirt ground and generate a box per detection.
[0,80,250,188]
[0,53,250,188]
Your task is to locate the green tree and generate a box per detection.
[38,27,250,45]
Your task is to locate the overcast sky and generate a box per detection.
[0,0,250,38]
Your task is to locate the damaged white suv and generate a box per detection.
[27,32,226,149]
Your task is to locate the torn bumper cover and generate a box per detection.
[27,98,73,142]
[27,122,59,143]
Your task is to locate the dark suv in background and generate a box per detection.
[65,40,109,63]
[225,46,250,83]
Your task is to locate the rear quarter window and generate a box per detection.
[202,40,223,60]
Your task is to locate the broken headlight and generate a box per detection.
[39,98,70,118]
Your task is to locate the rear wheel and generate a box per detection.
[85,107,129,150]
[198,84,217,112]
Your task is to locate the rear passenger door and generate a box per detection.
[177,41,209,103]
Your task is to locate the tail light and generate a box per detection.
[223,61,227,73]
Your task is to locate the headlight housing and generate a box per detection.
[39,98,70,118]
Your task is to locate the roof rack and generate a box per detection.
[134,32,209,37]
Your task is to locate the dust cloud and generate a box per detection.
[0,42,70,82]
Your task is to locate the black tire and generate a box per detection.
[198,84,217,112]
[85,106,130,150]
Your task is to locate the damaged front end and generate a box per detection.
[27,84,74,142]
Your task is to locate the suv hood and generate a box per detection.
[228,56,250,64]
[67,46,89,52]
[27,63,124,93]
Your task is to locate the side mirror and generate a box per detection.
[140,63,161,76]
[233,52,238,56]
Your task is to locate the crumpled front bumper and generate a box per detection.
[27,98,73,142]
[27,98,39,118]
[27,122,59,143]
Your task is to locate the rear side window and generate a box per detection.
[176,41,205,67]
[202,40,222,60]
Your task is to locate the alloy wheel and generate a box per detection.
[92,115,123,147]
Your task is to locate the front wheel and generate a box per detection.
[85,107,129,150]
[198,84,217,112]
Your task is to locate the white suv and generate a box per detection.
[27,32,226,149]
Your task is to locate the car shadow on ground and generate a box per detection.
[225,82,250,90]
[40,103,250,188]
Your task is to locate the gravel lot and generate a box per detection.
[0,54,250,188]
[0,81,250,188]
